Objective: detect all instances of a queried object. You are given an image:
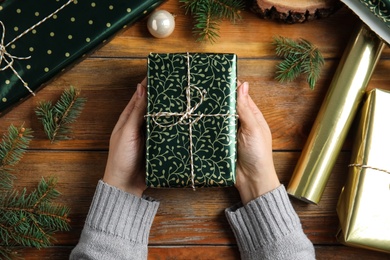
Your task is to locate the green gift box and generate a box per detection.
[146,53,238,188]
[0,0,165,115]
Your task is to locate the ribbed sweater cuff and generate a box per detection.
[85,180,159,245]
[225,185,302,253]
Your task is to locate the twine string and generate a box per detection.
[348,163,390,174]
[0,0,74,96]
[146,52,238,190]
[0,21,34,95]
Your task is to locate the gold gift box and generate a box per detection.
[337,88,390,253]
[287,23,385,204]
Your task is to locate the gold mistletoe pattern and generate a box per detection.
[146,53,238,188]
[360,0,390,27]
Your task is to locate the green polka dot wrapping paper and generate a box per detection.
[146,53,238,188]
[0,0,165,115]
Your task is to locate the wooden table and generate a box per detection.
[1,1,389,259]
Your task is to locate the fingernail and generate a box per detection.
[241,82,249,96]
[137,84,145,97]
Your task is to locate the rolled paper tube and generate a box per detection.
[341,0,390,45]
[287,22,385,204]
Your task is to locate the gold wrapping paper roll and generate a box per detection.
[287,23,385,204]
[337,88,390,253]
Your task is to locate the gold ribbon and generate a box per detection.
[349,163,390,174]
[146,52,238,190]
[0,0,74,96]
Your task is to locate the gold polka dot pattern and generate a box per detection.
[0,0,165,115]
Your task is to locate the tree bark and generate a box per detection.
[251,0,343,23]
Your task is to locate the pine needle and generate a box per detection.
[0,177,71,250]
[35,86,86,143]
[0,125,33,190]
[273,36,324,89]
[181,0,245,43]
[0,125,70,258]
[0,246,19,260]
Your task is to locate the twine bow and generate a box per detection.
[146,52,238,190]
[0,0,73,96]
[0,21,34,95]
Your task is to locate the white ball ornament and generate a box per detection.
[147,10,175,38]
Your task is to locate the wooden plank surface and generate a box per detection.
[1,0,390,259]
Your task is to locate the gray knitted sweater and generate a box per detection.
[70,181,315,259]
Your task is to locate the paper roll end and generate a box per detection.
[287,188,319,205]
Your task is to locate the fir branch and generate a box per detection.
[194,2,220,42]
[0,125,70,258]
[35,86,86,143]
[0,177,71,251]
[0,125,33,190]
[181,0,245,42]
[273,36,325,89]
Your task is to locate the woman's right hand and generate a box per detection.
[235,81,280,205]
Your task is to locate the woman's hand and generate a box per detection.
[103,79,148,197]
[235,81,280,205]
[102,79,279,202]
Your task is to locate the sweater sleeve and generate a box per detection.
[70,180,159,260]
[225,185,315,260]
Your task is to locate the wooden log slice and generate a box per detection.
[251,0,344,23]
